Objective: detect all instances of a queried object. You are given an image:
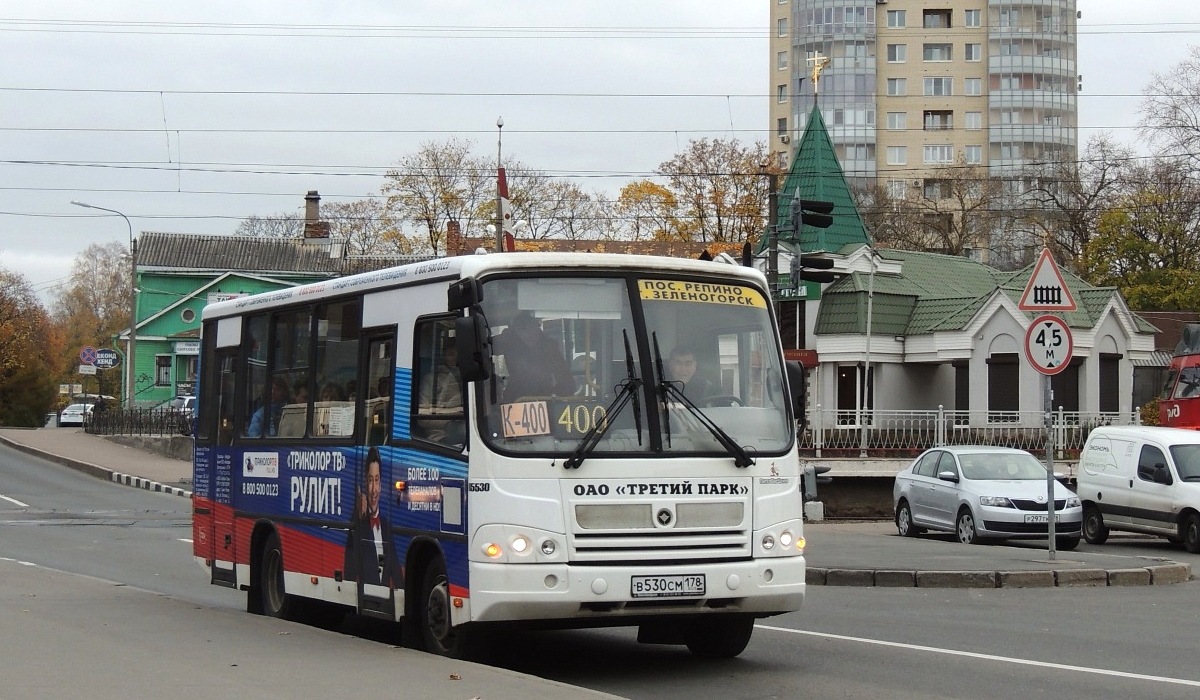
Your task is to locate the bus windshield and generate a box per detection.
[478,274,793,459]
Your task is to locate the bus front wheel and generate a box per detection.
[419,560,478,659]
[682,614,755,659]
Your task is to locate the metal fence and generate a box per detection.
[85,408,193,438]
[801,406,1140,458]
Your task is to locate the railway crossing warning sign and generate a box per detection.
[1018,248,1077,312]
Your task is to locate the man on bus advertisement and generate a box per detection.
[344,447,401,588]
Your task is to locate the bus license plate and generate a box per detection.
[630,574,705,598]
[1024,514,1061,523]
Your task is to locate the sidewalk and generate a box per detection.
[1,427,1192,588]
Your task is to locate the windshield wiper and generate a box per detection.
[652,334,754,469]
[563,331,642,470]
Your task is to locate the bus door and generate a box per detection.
[347,331,397,618]
[196,336,239,587]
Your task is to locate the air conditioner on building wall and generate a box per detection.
[779,135,791,143]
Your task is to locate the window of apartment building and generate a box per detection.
[998,143,1021,159]
[886,146,907,165]
[965,145,982,164]
[777,117,788,137]
[1041,14,1062,33]
[777,84,788,103]
[886,111,907,130]
[1042,45,1061,59]
[964,78,982,95]
[923,43,952,61]
[923,179,951,200]
[887,179,909,199]
[1000,110,1022,124]
[843,143,874,161]
[887,78,907,96]
[887,9,906,28]
[924,77,952,96]
[923,9,952,29]
[886,44,906,62]
[999,76,1020,90]
[923,110,953,130]
[777,18,787,37]
[833,108,874,126]
[1043,114,1062,126]
[777,51,788,70]
[924,144,954,164]
[965,9,981,28]
[965,43,981,61]
[844,41,868,60]
[965,111,982,130]
[999,9,1019,28]
[1000,41,1021,56]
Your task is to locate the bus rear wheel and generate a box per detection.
[257,531,295,620]
[682,614,755,659]
[419,560,478,659]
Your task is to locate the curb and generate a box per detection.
[0,434,193,500]
[807,562,1192,588]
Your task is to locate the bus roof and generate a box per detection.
[201,251,768,321]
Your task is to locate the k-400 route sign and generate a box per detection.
[1024,315,1073,376]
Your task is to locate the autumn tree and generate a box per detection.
[322,198,409,255]
[51,242,130,399]
[0,267,61,426]
[656,138,771,244]
[381,138,493,255]
[1080,158,1200,310]
[609,180,679,241]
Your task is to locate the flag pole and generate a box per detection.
[495,116,504,252]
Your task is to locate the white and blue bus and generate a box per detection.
[192,251,807,659]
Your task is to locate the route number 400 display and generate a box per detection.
[501,400,609,438]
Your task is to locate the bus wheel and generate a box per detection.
[682,614,755,659]
[258,531,294,619]
[419,560,474,658]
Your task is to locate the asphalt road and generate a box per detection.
[5,441,1200,699]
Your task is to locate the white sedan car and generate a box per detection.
[58,403,93,427]
[893,446,1082,549]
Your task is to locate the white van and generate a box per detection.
[1076,425,1200,553]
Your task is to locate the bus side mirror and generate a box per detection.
[455,314,492,382]
[448,277,483,312]
[784,361,806,427]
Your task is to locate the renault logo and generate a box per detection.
[656,508,673,526]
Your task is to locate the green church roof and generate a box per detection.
[765,103,871,255]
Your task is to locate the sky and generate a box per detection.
[1,1,1198,305]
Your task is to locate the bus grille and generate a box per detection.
[571,502,749,562]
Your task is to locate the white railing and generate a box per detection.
[800,405,1140,457]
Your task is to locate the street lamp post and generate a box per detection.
[71,201,137,409]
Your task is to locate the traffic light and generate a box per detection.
[789,253,837,284]
[789,198,834,231]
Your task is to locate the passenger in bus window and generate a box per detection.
[247,376,290,437]
[344,448,400,588]
[420,341,461,412]
[320,382,344,402]
[494,310,576,401]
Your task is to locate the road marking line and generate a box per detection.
[179,538,193,544]
[0,494,30,507]
[758,625,1200,688]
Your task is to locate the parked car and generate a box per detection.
[1076,425,1200,553]
[893,446,1082,549]
[58,403,93,427]
[152,395,197,435]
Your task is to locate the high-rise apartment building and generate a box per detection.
[769,1,1078,257]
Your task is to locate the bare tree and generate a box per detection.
[235,213,303,238]
[322,198,397,255]
[1021,133,1134,266]
[51,242,130,399]
[1141,45,1200,170]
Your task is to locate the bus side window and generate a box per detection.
[362,336,393,446]
[412,318,464,448]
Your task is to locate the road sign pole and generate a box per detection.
[1043,374,1057,560]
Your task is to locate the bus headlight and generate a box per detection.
[511,535,530,554]
[540,539,557,556]
[761,534,776,550]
